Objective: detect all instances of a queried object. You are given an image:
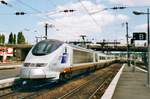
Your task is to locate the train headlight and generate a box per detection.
[23,63,31,67]
[36,63,47,67]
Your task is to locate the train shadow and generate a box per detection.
[11,78,60,92]
[10,68,99,93]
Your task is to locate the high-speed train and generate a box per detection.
[20,39,116,80]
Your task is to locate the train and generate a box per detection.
[20,39,117,80]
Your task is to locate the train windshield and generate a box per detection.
[32,40,63,56]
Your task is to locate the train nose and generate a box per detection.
[29,69,46,79]
[21,68,46,79]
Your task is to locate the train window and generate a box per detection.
[73,50,93,64]
[102,57,105,60]
[95,53,98,62]
[102,57,104,60]
[32,40,63,56]
[99,56,101,60]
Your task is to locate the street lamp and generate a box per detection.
[133,11,145,15]
[133,8,150,87]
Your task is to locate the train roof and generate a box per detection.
[42,39,93,52]
[68,44,94,52]
[40,39,104,53]
[39,39,64,45]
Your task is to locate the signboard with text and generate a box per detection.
[133,32,146,40]
[0,47,13,56]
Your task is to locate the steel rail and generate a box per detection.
[88,73,115,99]
[58,68,116,99]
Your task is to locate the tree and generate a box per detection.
[17,32,26,44]
[0,34,2,44]
[1,34,5,44]
[8,32,13,44]
[0,34,5,44]
[13,34,16,44]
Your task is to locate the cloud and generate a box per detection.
[109,0,150,6]
[117,14,129,21]
[38,1,129,41]
[134,24,147,32]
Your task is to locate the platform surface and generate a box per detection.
[112,65,150,99]
[0,63,21,80]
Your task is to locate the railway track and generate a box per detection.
[27,64,121,99]
[0,80,58,99]
[57,64,119,99]
[0,63,122,99]
[0,87,33,99]
[137,65,147,71]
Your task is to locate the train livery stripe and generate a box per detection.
[71,64,95,71]
[62,64,94,73]
[63,68,71,73]
[62,61,113,73]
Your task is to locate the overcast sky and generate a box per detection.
[0,0,150,44]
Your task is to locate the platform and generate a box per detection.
[0,64,21,80]
[112,65,150,99]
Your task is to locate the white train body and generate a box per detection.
[20,39,116,80]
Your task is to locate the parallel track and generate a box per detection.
[0,63,122,99]
[0,80,58,99]
[58,65,119,99]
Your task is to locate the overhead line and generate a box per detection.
[15,0,73,29]
[90,5,150,15]
[16,0,55,21]
[89,8,108,15]
[16,0,41,13]
[78,0,101,28]
[0,0,23,11]
[127,5,150,9]
[0,0,66,31]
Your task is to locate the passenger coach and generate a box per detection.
[20,39,116,80]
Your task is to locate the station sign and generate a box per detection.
[133,32,146,40]
[0,47,13,56]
